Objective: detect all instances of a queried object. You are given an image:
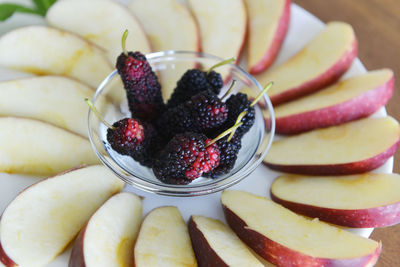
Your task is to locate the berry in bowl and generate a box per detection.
[87,43,275,196]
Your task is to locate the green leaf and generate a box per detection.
[32,0,57,14]
[0,3,41,21]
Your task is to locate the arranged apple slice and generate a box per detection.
[271,173,400,228]
[187,0,247,61]
[0,117,99,175]
[269,69,394,134]
[134,206,197,267]
[189,215,263,267]
[46,0,151,63]
[69,192,142,267]
[256,21,357,105]
[0,26,112,89]
[0,165,124,267]
[263,116,400,175]
[129,0,200,100]
[0,76,96,137]
[246,0,291,74]
[221,190,381,267]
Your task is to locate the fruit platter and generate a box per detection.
[0,0,398,266]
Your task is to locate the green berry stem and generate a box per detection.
[250,82,273,107]
[221,79,237,100]
[121,29,129,56]
[85,98,116,130]
[227,110,248,141]
[206,121,243,148]
[207,57,235,75]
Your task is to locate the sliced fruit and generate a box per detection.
[187,0,247,61]
[129,0,200,100]
[221,190,381,267]
[271,173,400,228]
[46,0,151,63]
[269,69,394,134]
[0,76,96,137]
[69,192,142,267]
[0,165,124,267]
[0,26,112,89]
[0,117,99,175]
[134,206,197,267]
[256,21,357,105]
[263,116,400,175]
[245,0,291,74]
[189,215,263,267]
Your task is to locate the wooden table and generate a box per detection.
[292,1,400,266]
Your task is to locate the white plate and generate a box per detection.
[0,3,392,267]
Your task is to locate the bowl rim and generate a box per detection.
[87,50,276,196]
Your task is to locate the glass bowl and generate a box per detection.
[87,50,275,196]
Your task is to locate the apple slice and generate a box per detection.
[0,117,99,175]
[221,190,381,267]
[46,0,151,64]
[271,173,400,228]
[128,0,200,100]
[134,206,197,267]
[187,0,247,61]
[189,215,263,267]
[0,76,97,137]
[263,116,400,175]
[0,165,124,267]
[0,26,112,89]
[256,21,357,105]
[69,192,142,267]
[269,69,394,134]
[246,0,291,74]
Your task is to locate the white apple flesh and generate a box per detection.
[46,0,151,64]
[134,206,197,267]
[268,69,394,134]
[0,165,125,267]
[221,190,381,267]
[271,173,400,228]
[69,192,142,267]
[245,0,291,74]
[0,26,112,89]
[263,116,400,175]
[0,117,99,175]
[188,215,263,267]
[256,21,357,105]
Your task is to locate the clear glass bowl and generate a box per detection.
[87,51,275,196]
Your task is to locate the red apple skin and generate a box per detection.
[263,141,400,175]
[270,39,358,106]
[188,217,229,267]
[249,0,291,74]
[223,205,382,267]
[68,223,88,267]
[0,242,17,267]
[268,75,394,134]
[270,193,400,228]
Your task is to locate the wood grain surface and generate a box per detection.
[292,1,400,266]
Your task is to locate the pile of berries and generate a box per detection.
[104,47,256,185]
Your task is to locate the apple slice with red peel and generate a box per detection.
[0,117,99,175]
[246,0,291,74]
[0,76,97,137]
[46,0,151,64]
[263,116,400,175]
[268,69,394,134]
[256,21,357,105]
[0,26,112,89]
[0,165,124,267]
[134,206,197,267]
[221,190,381,267]
[188,215,263,267]
[69,192,142,267]
[271,173,400,228]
